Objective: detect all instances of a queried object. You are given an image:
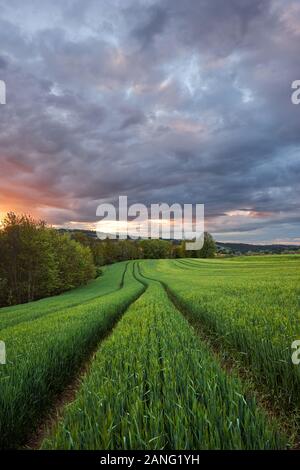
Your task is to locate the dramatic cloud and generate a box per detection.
[0,0,299,243]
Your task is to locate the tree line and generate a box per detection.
[0,213,95,307]
[70,232,216,265]
[0,213,216,307]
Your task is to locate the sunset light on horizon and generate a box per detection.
[0,0,299,245]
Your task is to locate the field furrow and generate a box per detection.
[139,258,300,415]
[41,265,285,450]
[0,262,144,449]
[0,261,128,331]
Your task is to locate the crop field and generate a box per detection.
[140,256,300,411]
[0,262,144,449]
[0,261,129,331]
[0,255,299,449]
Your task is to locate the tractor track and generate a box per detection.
[24,261,146,450]
[136,261,294,448]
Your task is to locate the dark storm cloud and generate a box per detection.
[131,4,169,49]
[0,0,299,242]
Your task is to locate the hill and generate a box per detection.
[216,241,300,255]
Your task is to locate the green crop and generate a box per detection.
[1,255,298,450]
[41,266,285,450]
[0,262,144,449]
[0,261,128,331]
[139,256,300,411]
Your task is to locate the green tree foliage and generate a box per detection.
[70,234,142,265]
[138,239,172,259]
[53,234,95,290]
[182,232,216,259]
[0,213,95,307]
[196,232,216,258]
[66,232,216,263]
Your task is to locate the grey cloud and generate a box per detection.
[131,4,169,48]
[0,0,299,242]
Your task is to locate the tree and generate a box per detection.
[0,213,58,304]
[182,232,216,258]
[197,232,216,258]
[139,239,172,259]
[0,213,96,307]
[52,233,95,292]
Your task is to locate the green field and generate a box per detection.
[0,255,299,449]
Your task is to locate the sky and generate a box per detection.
[0,0,299,244]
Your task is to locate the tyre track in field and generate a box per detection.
[1,262,130,333]
[174,259,216,270]
[136,261,293,446]
[25,261,147,450]
[175,259,203,269]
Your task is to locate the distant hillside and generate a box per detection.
[216,241,300,254]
